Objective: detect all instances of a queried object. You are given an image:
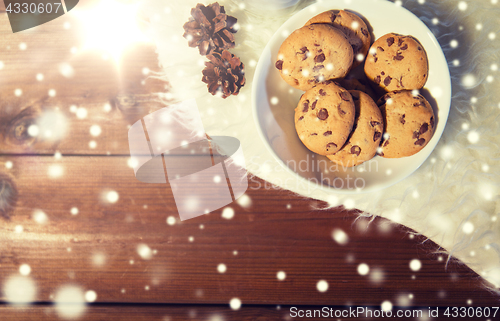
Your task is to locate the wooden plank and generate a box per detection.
[0,305,284,321]
[0,155,498,307]
[0,7,167,155]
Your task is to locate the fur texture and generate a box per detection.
[144,0,500,292]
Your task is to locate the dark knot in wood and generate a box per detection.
[4,106,40,147]
[115,94,138,112]
[0,172,18,220]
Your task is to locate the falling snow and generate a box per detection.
[90,125,102,137]
[409,259,422,271]
[54,285,86,319]
[3,275,37,304]
[221,207,235,220]
[76,107,88,119]
[167,216,176,225]
[316,280,329,292]
[369,268,384,284]
[236,194,252,208]
[229,298,241,310]
[217,263,227,274]
[85,290,97,302]
[137,244,153,260]
[467,131,480,144]
[440,146,454,160]
[462,222,474,234]
[32,210,48,224]
[343,199,355,209]
[92,252,106,267]
[48,165,64,178]
[358,263,370,276]
[106,191,120,204]
[461,74,477,88]
[59,63,75,78]
[381,301,393,312]
[332,228,349,245]
[19,264,31,276]
[5,161,13,169]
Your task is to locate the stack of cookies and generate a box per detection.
[275,10,436,167]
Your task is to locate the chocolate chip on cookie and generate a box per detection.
[295,83,355,155]
[378,90,435,158]
[365,33,429,92]
[305,10,371,69]
[327,90,384,167]
[276,24,353,91]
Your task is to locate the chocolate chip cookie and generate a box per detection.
[305,10,371,69]
[276,24,353,91]
[327,90,384,167]
[295,82,355,155]
[377,90,435,158]
[364,33,428,92]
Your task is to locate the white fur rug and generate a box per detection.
[143,0,500,292]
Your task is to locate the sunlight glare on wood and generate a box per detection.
[74,0,151,63]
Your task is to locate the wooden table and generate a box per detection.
[0,2,498,320]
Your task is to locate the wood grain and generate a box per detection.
[0,155,498,308]
[0,8,166,155]
[0,305,285,321]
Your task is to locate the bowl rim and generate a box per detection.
[251,0,451,195]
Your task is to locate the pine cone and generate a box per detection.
[183,3,238,56]
[202,50,245,99]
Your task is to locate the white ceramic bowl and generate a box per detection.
[252,0,451,194]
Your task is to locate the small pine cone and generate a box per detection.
[183,2,238,56]
[202,50,245,99]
